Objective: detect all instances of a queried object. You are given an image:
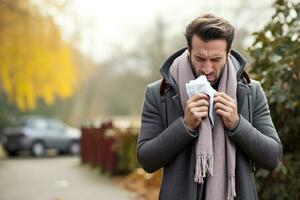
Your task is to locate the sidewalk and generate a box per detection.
[0,156,135,200]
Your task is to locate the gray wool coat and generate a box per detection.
[137,48,282,200]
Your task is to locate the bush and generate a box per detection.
[248,0,300,198]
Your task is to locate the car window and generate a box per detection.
[26,119,47,129]
[48,120,65,131]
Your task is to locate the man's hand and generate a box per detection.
[214,92,239,130]
[184,93,209,130]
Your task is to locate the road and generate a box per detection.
[0,156,135,200]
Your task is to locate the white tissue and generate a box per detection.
[186,75,216,126]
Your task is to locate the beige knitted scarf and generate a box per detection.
[170,50,237,200]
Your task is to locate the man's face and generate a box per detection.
[189,35,228,85]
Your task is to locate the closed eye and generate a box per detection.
[195,57,207,62]
[211,58,222,63]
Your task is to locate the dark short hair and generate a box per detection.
[185,14,235,53]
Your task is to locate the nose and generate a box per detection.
[202,61,213,75]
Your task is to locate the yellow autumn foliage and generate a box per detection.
[0,0,77,110]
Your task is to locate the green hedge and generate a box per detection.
[248,0,300,198]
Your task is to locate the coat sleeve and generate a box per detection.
[137,83,197,173]
[228,81,282,170]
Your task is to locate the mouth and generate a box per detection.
[205,75,215,81]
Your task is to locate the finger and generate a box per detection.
[214,95,236,108]
[191,106,208,113]
[214,102,232,113]
[194,111,208,119]
[214,93,233,103]
[215,108,230,118]
[190,99,209,107]
[189,93,209,102]
[214,92,235,103]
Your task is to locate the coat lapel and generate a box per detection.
[172,94,184,114]
[237,82,251,121]
[164,92,184,125]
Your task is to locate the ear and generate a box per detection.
[187,47,192,59]
[227,48,232,56]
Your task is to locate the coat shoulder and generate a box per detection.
[249,79,265,95]
[249,79,260,87]
[146,79,163,97]
[147,79,162,89]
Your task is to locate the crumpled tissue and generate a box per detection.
[186,75,217,126]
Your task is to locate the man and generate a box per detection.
[137,14,282,200]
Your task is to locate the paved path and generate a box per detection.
[0,156,135,200]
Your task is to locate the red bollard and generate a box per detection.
[80,127,88,163]
[101,121,117,173]
[94,127,102,168]
[94,127,104,168]
[98,123,105,170]
[103,136,117,173]
[87,128,94,165]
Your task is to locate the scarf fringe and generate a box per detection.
[194,155,214,183]
[227,175,236,200]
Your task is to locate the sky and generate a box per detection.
[55,0,275,62]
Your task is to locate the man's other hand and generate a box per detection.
[214,92,239,130]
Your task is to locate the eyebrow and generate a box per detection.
[195,55,223,59]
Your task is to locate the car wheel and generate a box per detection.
[6,150,18,157]
[31,142,45,157]
[58,150,66,155]
[68,141,80,155]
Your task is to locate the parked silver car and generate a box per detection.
[1,116,80,157]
